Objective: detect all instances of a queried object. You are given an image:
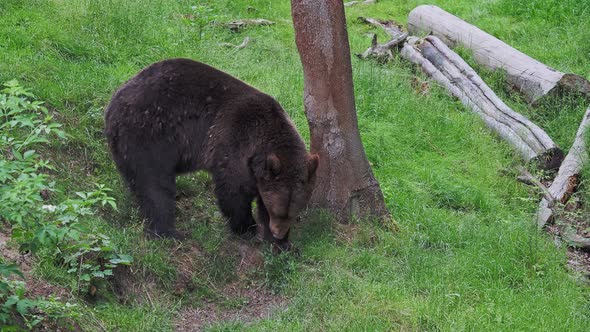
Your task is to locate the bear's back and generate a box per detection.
[104,59,276,141]
[106,58,260,118]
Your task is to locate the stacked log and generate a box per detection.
[407,5,590,105]
[400,36,563,170]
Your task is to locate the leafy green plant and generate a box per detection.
[0,80,65,227]
[63,232,133,292]
[180,3,222,41]
[0,81,133,327]
[1,263,79,329]
[0,265,38,328]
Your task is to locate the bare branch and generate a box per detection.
[219,37,252,49]
[357,17,408,61]
[219,19,275,32]
[517,166,555,202]
[344,0,376,7]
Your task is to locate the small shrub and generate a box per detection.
[0,263,80,329]
[0,81,133,326]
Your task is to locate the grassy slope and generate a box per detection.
[1,0,589,330]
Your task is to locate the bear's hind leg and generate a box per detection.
[134,171,178,238]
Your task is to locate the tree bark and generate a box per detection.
[291,0,389,222]
[401,36,563,170]
[407,5,590,105]
[538,107,590,228]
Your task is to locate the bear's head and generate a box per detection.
[252,151,319,246]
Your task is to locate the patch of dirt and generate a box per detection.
[174,243,288,332]
[175,284,287,332]
[111,263,161,306]
[546,208,590,279]
[567,249,590,277]
[172,242,208,296]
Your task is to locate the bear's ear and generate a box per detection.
[307,154,319,180]
[266,153,281,175]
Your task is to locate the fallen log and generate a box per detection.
[407,5,590,105]
[538,107,590,228]
[400,36,563,169]
[357,17,408,61]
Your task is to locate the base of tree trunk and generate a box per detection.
[292,0,390,224]
[344,181,390,223]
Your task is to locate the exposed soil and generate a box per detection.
[174,243,288,332]
[175,286,287,332]
[567,249,590,277]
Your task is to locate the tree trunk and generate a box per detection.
[538,107,590,228]
[407,5,590,105]
[291,0,389,222]
[401,36,563,170]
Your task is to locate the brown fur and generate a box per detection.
[104,58,318,249]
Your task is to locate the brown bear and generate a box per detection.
[104,58,318,250]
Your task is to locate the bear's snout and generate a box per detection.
[269,218,290,240]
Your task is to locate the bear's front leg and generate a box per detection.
[214,184,257,237]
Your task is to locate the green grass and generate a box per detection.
[1,0,590,331]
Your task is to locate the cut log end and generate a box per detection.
[558,74,590,98]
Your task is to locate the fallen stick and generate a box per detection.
[538,107,590,228]
[344,0,376,7]
[400,36,563,169]
[561,224,590,252]
[218,37,252,49]
[220,19,275,32]
[407,5,590,105]
[358,17,403,38]
[517,166,555,202]
[357,17,408,61]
